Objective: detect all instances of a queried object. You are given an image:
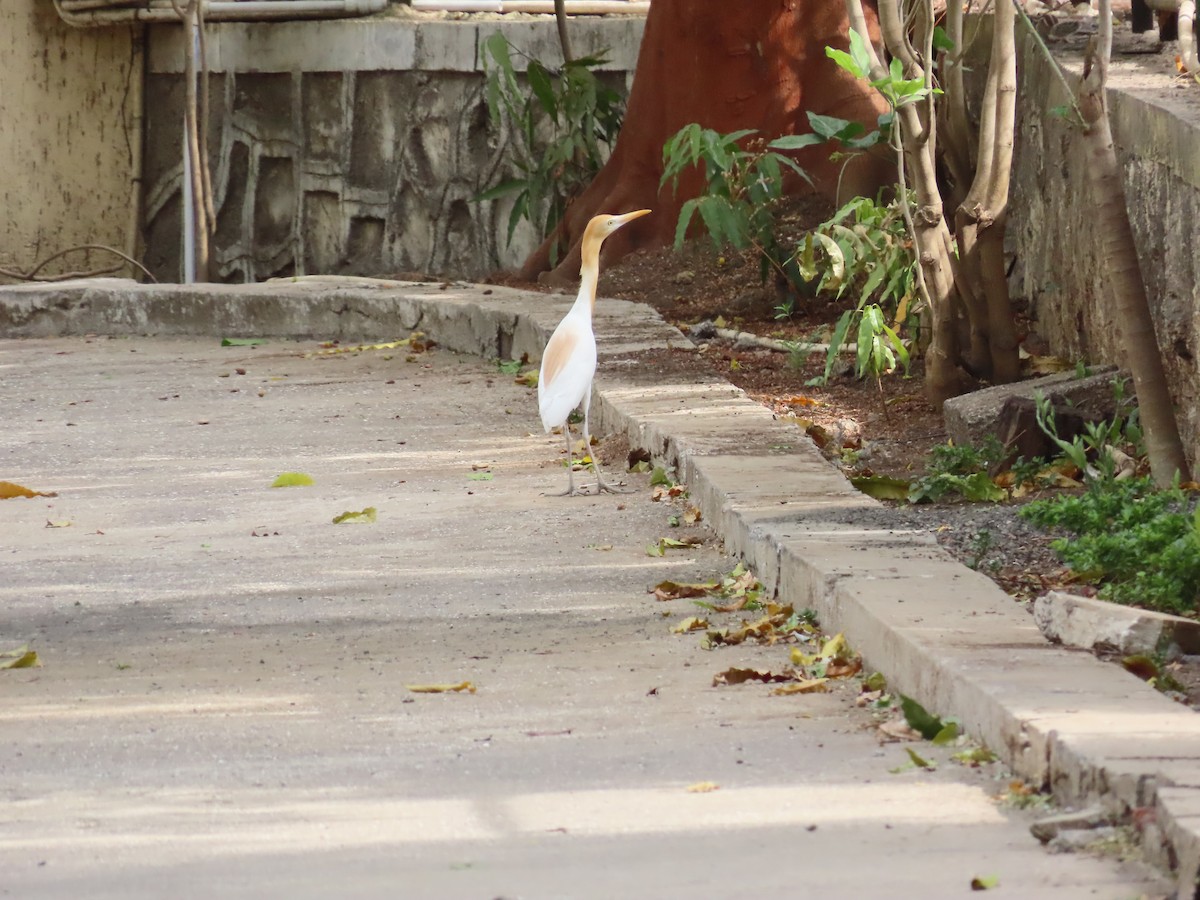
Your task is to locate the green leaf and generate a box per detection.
[931,721,961,746]
[825,46,861,79]
[958,472,1006,502]
[859,260,888,303]
[851,474,911,501]
[863,671,887,692]
[900,694,945,740]
[674,197,701,249]
[505,191,530,246]
[905,747,935,770]
[222,337,265,347]
[475,178,527,202]
[827,31,871,79]
[807,112,864,142]
[856,313,874,376]
[953,746,998,766]
[819,308,855,384]
[526,61,558,121]
[970,875,1000,891]
[646,537,691,557]
[650,466,672,486]
[271,472,314,487]
[482,31,512,72]
[848,28,873,75]
[767,133,824,151]
[332,507,377,524]
[932,25,955,53]
[467,472,494,481]
[811,231,845,280]
[0,645,41,669]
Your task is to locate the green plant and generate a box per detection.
[1033,379,1144,482]
[660,123,816,284]
[784,193,916,318]
[966,530,1002,573]
[796,193,919,388]
[1020,477,1200,614]
[479,33,624,254]
[1009,455,1055,490]
[908,437,1007,504]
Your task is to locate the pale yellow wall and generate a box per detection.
[0,1,140,278]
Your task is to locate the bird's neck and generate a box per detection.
[574,239,602,315]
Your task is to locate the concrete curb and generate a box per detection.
[4,276,1199,893]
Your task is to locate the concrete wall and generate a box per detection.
[1009,41,1200,460]
[143,16,644,282]
[0,1,141,279]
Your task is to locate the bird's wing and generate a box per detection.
[538,315,597,431]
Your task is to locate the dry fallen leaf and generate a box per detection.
[671,616,710,634]
[0,481,57,500]
[0,645,41,669]
[785,394,821,408]
[271,472,314,488]
[332,507,377,525]
[771,678,829,696]
[405,681,476,694]
[712,666,795,686]
[878,718,924,742]
[651,580,717,601]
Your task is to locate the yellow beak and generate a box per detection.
[616,209,652,225]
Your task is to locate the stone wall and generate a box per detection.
[1009,40,1200,460]
[0,0,139,279]
[143,17,644,282]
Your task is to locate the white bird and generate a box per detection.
[538,209,651,495]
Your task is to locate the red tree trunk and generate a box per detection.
[519,0,893,283]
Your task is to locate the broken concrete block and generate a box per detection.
[1034,590,1200,658]
[942,366,1126,450]
[992,394,1108,472]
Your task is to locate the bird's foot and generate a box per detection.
[591,477,631,494]
[542,486,586,497]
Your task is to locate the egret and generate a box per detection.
[538,208,651,496]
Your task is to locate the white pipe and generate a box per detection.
[127,26,145,274]
[57,0,386,26]
[181,16,198,284]
[411,0,649,12]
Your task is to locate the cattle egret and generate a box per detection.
[538,208,651,495]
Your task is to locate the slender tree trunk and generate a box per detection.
[553,0,574,63]
[979,0,1020,383]
[847,0,965,407]
[1079,2,1191,484]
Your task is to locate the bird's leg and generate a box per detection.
[543,424,580,497]
[583,405,627,494]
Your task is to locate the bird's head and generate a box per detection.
[585,209,652,244]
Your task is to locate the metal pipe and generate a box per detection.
[410,0,649,12]
[126,25,146,276]
[57,0,387,26]
[181,14,197,284]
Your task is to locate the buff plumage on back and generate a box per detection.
[538,324,591,431]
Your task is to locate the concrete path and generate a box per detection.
[0,335,1166,897]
